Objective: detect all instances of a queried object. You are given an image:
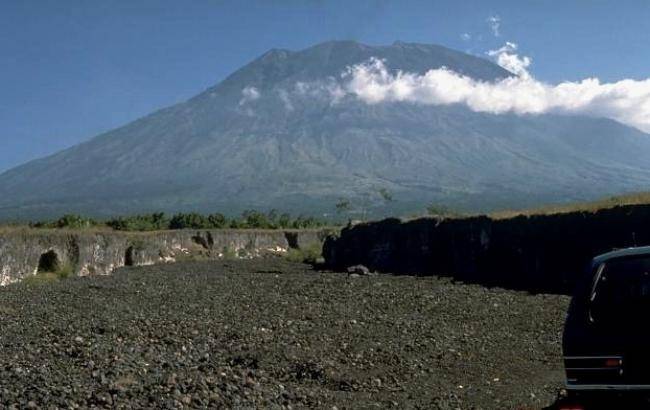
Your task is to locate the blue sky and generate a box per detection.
[1,0,649,172]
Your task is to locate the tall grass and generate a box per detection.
[24,263,74,285]
[285,243,323,265]
[490,192,650,220]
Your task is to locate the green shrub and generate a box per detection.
[169,212,209,229]
[55,264,74,279]
[207,213,227,228]
[24,263,74,285]
[278,213,291,228]
[65,215,92,228]
[24,210,328,232]
[56,214,96,229]
[168,212,229,229]
[241,210,273,229]
[285,243,323,264]
[107,213,169,231]
[30,214,97,229]
[221,246,238,259]
[290,215,324,229]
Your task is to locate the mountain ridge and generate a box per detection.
[1,40,650,220]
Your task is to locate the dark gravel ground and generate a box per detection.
[0,259,570,409]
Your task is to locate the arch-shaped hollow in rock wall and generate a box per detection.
[284,232,299,249]
[191,235,210,250]
[38,250,60,273]
[124,246,135,267]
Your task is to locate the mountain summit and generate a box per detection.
[2,41,650,219]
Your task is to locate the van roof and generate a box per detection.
[592,246,650,266]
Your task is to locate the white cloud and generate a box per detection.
[460,33,472,41]
[487,42,532,79]
[239,86,261,105]
[487,15,501,37]
[338,56,650,133]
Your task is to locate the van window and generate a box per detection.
[590,256,650,325]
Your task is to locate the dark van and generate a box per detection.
[561,247,650,408]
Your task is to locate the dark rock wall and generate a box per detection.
[324,205,650,294]
[0,229,329,285]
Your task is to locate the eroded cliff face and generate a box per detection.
[324,205,650,295]
[0,229,329,286]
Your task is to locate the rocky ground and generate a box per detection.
[0,259,570,409]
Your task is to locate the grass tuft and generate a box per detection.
[24,264,75,285]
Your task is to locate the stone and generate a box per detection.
[346,265,371,276]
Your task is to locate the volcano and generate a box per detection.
[2,40,650,219]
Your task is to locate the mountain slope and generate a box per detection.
[2,40,650,219]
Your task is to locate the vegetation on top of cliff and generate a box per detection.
[6,191,650,233]
[23,210,329,232]
[409,191,650,221]
[489,191,650,219]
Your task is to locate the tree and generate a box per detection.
[208,213,227,229]
[267,209,279,228]
[241,210,271,229]
[169,213,209,229]
[55,214,95,229]
[278,213,291,229]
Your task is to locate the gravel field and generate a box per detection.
[0,259,570,409]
